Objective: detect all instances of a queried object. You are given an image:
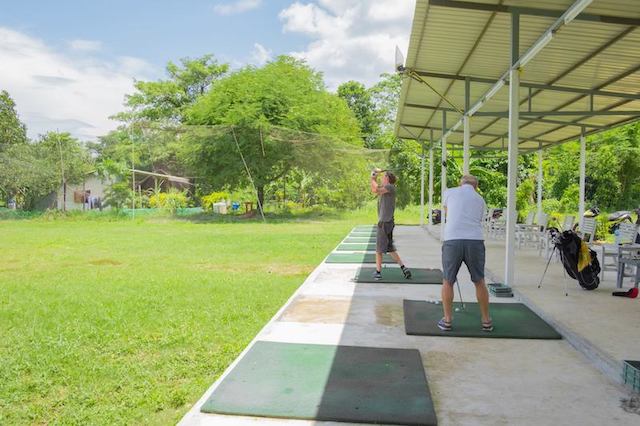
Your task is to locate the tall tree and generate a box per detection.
[114,54,229,123]
[337,81,381,148]
[0,90,27,150]
[185,56,362,207]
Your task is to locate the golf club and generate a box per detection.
[455,279,465,311]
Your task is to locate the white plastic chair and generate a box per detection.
[516,213,548,250]
[578,217,597,244]
[597,222,639,281]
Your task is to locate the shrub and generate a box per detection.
[201,191,229,211]
[559,184,580,213]
[149,189,188,213]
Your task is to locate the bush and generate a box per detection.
[542,198,562,214]
[559,184,580,213]
[149,189,188,213]
[201,191,229,211]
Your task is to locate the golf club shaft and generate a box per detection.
[455,279,465,309]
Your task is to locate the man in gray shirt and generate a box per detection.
[370,170,411,280]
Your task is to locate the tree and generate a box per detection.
[0,90,27,149]
[369,73,402,132]
[114,55,229,123]
[185,56,362,208]
[37,132,93,210]
[0,90,30,206]
[337,81,381,148]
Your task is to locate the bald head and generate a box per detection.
[460,175,479,189]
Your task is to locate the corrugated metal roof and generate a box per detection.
[395,0,640,150]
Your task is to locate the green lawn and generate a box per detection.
[0,207,420,425]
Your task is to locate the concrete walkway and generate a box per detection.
[180,226,639,425]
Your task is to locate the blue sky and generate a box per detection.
[1,0,414,140]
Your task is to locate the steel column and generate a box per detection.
[537,143,543,220]
[463,77,471,174]
[420,140,425,227]
[579,126,586,221]
[429,129,434,226]
[505,12,519,288]
[441,111,448,240]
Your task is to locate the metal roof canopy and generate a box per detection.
[395,0,640,152]
[396,0,640,287]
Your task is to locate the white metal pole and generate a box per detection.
[463,116,470,175]
[463,77,471,174]
[420,140,425,227]
[428,129,434,226]
[579,126,586,221]
[505,12,520,287]
[441,111,447,241]
[537,143,543,220]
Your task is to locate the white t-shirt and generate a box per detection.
[443,184,486,241]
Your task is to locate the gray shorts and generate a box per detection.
[442,239,485,283]
[376,221,396,253]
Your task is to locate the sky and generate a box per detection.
[0,0,415,141]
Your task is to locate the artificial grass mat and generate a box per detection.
[201,341,436,425]
[343,237,376,244]
[335,243,377,251]
[355,267,443,284]
[403,300,561,339]
[325,253,394,264]
[349,233,375,238]
[352,225,375,231]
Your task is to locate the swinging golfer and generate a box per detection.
[370,170,411,280]
[438,175,492,332]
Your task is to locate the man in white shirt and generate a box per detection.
[438,175,492,332]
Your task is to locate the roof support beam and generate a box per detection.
[429,0,640,26]
[400,123,555,145]
[476,110,640,117]
[403,104,607,128]
[478,29,638,147]
[412,70,640,100]
[441,0,595,141]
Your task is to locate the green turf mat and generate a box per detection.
[343,237,376,244]
[353,225,375,231]
[355,267,443,284]
[336,243,376,251]
[325,253,394,263]
[201,341,436,425]
[403,300,561,339]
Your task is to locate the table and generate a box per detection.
[616,244,640,289]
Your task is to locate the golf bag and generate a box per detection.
[555,230,600,290]
[432,209,442,225]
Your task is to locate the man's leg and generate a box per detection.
[474,279,491,323]
[374,222,384,278]
[389,251,403,265]
[440,241,463,329]
[465,240,492,329]
[441,280,455,322]
[386,222,411,278]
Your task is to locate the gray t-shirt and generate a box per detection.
[377,184,396,222]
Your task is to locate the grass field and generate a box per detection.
[0,206,419,425]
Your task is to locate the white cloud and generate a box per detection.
[69,39,102,52]
[213,0,262,16]
[250,43,272,66]
[0,27,156,141]
[279,1,415,89]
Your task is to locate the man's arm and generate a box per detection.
[370,172,389,195]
